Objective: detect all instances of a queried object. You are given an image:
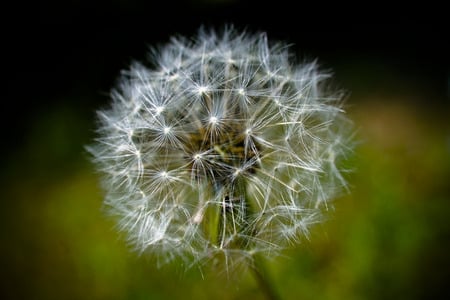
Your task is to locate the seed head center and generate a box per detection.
[187,124,261,182]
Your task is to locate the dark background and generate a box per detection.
[2,1,449,299]
[5,1,449,157]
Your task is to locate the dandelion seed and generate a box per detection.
[155,106,164,115]
[209,116,218,125]
[197,86,209,95]
[163,127,171,135]
[87,26,354,272]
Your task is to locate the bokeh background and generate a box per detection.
[3,1,449,299]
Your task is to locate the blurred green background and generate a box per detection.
[2,1,449,299]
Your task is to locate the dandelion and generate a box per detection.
[87,26,353,280]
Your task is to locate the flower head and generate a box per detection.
[88,27,353,269]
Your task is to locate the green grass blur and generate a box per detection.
[1,61,449,300]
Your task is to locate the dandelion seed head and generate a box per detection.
[87,26,354,271]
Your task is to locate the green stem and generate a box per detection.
[251,254,280,300]
[207,198,221,246]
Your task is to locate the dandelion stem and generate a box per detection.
[250,254,280,300]
[244,192,280,300]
